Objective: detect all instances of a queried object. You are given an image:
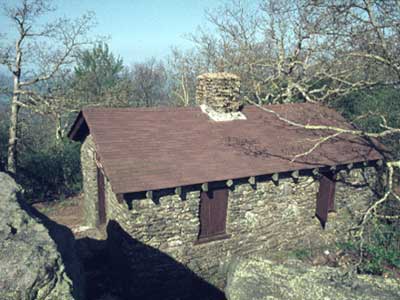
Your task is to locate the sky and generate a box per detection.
[12,0,221,65]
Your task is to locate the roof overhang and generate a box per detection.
[68,111,89,142]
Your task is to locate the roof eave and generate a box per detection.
[68,111,89,142]
[114,158,383,195]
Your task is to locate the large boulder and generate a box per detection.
[0,172,84,300]
[225,257,400,300]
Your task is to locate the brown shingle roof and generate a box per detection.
[69,103,382,194]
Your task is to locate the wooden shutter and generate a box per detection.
[316,172,336,228]
[199,188,228,239]
[97,167,107,225]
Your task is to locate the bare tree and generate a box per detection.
[130,58,170,107]
[167,48,206,106]
[188,0,400,104]
[0,0,95,174]
[322,0,400,84]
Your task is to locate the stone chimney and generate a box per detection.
[196,72,245,121]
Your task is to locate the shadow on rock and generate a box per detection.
[23,199,85,300]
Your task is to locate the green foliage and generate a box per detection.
[0,109,82,202]
[362,220,400,274]
[334,88,400,130]
[73,42,128,106]
[17,138,82,202]
[75,42,124,88]
[332,87,400,158]
[338,220,400,275]
[336,240,358,252]
[290,248,313,261]
[334,88,400,275]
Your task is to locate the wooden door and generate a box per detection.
[199,188,228,238]
[316,172,336,228]
[97,167,107,225]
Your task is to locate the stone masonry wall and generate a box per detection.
[102,162,378,297]
[80,135,379,298]
[81,135,99,228]
[196,73,241,113]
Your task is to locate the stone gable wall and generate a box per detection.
[81,135,99,227]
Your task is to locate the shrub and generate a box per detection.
[338,218,400,275]
[334,88,400,275]
[17,138,82,203]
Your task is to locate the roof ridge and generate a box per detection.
[81,102,324,113]
[82,105,201,113]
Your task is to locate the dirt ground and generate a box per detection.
[33,195,84,231]
[33,195,106,239]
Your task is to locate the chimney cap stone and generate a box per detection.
[196,72,244,120]
[197,72,240,80]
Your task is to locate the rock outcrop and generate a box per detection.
[225,257,400,300]
[0,172,84,300]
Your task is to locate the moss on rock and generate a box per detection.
[225,257,400,300]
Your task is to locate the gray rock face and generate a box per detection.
[0,172,83,300]
[225,257,400,300]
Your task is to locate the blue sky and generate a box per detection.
[43,0,220,64]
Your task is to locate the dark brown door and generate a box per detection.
[316,172,336,228]
[199,188,228,238]
[97,167,107,225]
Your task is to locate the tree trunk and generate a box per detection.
[8,28,23,175]
[55,113,63,141]
[7,98,20,174]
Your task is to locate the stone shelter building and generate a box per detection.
[69,73,383,299]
